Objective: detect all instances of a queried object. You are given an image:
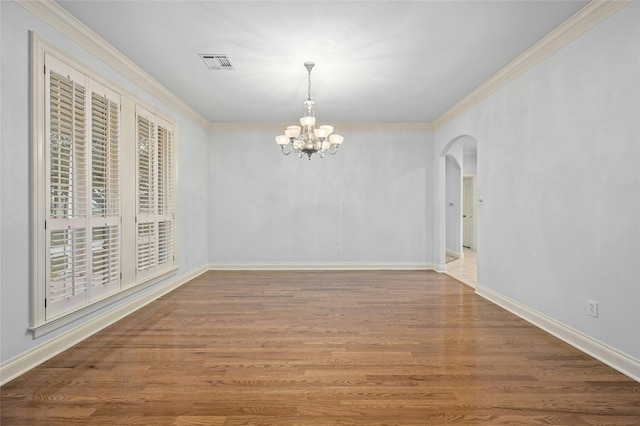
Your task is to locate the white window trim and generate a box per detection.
[135,105,177,282]
[30,33,178,337]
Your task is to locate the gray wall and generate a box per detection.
[435,2,640,360]
[208,128,434,266]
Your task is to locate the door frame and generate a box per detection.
[435,134,478,272]
[463,174,477,251]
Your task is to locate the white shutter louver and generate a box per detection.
[46,64,90,319]
[49,229,88,303]
[137,116,155,215]
[157,221,173,265]
[91,226,119,284]
[157,125,174,266]
[90,84,121,300]
[49,71,88,221]
[137,222,157,272]
[157,126,173,216]
[136,107,175,278]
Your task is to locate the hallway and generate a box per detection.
[446,248,477,288]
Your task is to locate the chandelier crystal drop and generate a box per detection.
[275,61,344,160]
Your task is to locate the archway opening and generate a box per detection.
[440,135,478,287]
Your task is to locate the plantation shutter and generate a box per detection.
[44,55,122,320]
[34,44,178,332]
[136,107,175,279]
[45,55,90,319]
[136,114,157,278]
[89,82,121,300]
[157,124,174,267]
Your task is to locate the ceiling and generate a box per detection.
[57,1,588,124]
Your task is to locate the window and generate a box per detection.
[136,107,175,280]
[44,54,121,320]
[31,37,177,335]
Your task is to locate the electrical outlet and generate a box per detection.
[587,300,598,318]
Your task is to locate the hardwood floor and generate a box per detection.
[2,270,639,425]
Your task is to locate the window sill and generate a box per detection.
[30,266,178,338]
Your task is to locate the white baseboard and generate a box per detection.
[209,262,435,271]
[434,263,447,273]
[0,266,207,386]
[446,249,463,259]
[475,284,640,383]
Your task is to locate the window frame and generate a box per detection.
[135,106,176,282]
[30,34,178,337]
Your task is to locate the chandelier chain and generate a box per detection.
[307,68,312,101]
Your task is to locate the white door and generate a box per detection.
[463,177,474,249]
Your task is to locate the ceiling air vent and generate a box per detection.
[199,54,234,71]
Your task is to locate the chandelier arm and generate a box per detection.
[327,145,340,155]
[280,144,293,155]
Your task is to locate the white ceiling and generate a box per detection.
[57,0,588,123]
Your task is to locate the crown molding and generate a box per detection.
[208,121,433,133]
[18,0,629,133]
[433,0,631,129]
[17,0,209,128]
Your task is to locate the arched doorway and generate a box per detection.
[438,135,478,287]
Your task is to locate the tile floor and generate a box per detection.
[445,247,477,288]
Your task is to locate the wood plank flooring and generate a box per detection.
[2,270,639,425]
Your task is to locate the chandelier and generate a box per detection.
[275,61,344,159]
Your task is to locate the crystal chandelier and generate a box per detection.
[275,61,344,160]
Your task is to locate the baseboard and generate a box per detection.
[0,266,208,386]
[209,262,435,271]
[475,284,640,383]
[446,249,463,259]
